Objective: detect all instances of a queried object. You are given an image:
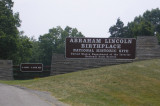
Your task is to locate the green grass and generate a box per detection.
[1,59,160,106]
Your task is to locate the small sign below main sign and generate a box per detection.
[21,63,43,72]
[66,37,136,59]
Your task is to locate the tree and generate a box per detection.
[38,26,84,65]
[0,0,32,65]
[0,0,21,60]
[1,0,14,10]
[143,8,160,42]
[14,35,32,64]
[8,31,32,65]
[109,18,130,38]
[29,37,41,63]
[109,8,160,38]
[143,8,160,33]
[128,18,154,37]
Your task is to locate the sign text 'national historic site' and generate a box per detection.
[66,38,136,59]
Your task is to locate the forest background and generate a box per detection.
[0,0,160,65]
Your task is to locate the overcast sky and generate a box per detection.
[13,0,160,39]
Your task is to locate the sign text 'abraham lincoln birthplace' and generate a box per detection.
[66,38,136,59]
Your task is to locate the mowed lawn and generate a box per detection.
[1,59,160,106]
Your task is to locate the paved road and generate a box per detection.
[0,83,68,106]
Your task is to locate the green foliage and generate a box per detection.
[29,37,41,63]
[0,0,33,65]
[109,18,124,38]
[0,33,18,59]
[109,18,130,38]
[1,0,14,9]
[0,0,21,61]
[11,32,32,65]
[0,1,84,66]
[17,35,32,63]
[38,26,84,65]
[143,8,160,33]
[128,18,154,37]
[109,8,160,38]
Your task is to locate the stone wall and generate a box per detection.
[51,36,160,75]
[51,54,133,75]
[1,36,160,79]
[0,60,13,80]
[136,36,160,60]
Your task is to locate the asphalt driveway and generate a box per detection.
[0,83,68,106]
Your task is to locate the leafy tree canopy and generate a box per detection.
[38,26,84,65]
[109,8,160,38]
[0,0,21,60]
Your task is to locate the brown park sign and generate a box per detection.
[21,63,43,72]
[66,38,136,59]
